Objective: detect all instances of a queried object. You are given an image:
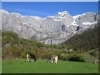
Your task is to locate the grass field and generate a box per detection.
[2,59,98,73]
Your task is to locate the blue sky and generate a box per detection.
[2,2,98,18]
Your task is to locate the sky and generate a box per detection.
[2,2,98,18]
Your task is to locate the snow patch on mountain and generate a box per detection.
[82,21,97,25]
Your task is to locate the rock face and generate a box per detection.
[0,10,98,45]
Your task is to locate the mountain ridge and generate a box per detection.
[1,9,98,45]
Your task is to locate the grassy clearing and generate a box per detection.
[2,59,98,73]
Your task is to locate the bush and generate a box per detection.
[62,56,68,61]
[89,51,97,57]
[36,42,44,48]
[67,54,85,62]
[20,52,26,59]
[58,54,68,61]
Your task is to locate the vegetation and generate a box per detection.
[2,25,99,73]
[2,30,98,62]
[89,51,97,57]
[2,31,53,59]
[67,54,85,62]
[63,25,98,51]
[2,59,98,73]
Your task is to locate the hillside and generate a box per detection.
[63,24,99,51]
[2,31,98,63]
[2,31,52,59]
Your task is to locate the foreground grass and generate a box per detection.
[2,59,98,73]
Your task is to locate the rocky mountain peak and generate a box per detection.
[1,9,98,45]
[56,11,70,17]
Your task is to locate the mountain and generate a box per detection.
[0,9,98,45]
[63,23,99,50]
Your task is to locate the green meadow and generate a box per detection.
[2,59,98,73]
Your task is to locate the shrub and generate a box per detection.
[89,51,97,57]
[58,54,68,61]
[20,52,26,59]
[36,42,44,48]
[67,54,85,62]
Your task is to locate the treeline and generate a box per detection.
[63,25,99,51]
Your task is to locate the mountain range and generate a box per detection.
[0,9,98,45]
